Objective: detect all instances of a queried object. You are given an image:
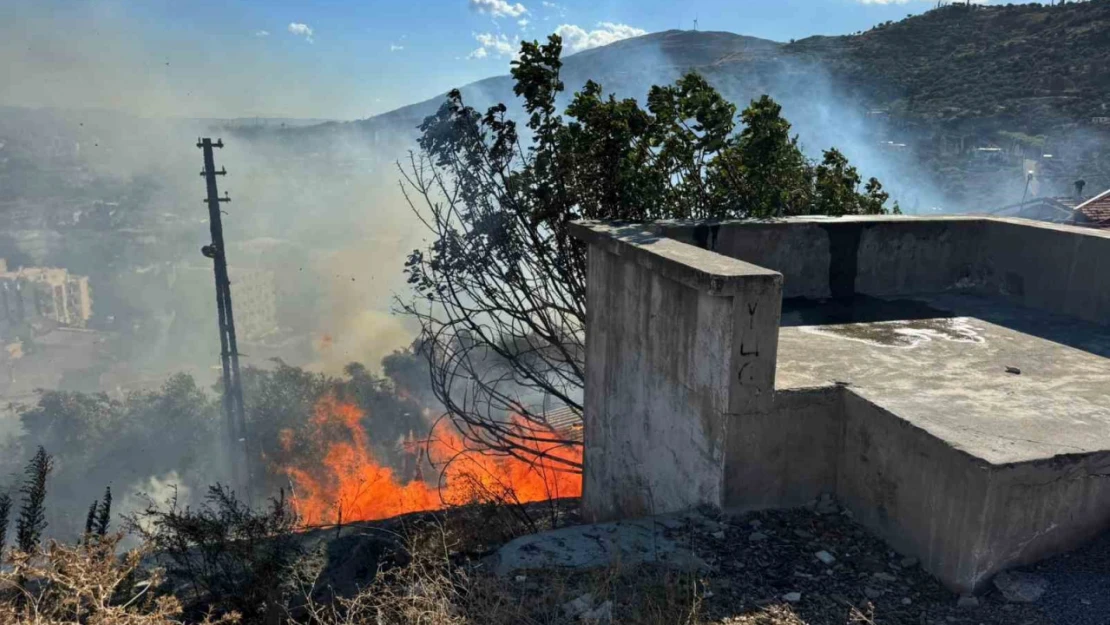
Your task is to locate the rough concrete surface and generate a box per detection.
[579,234,781,523]
[490,511,712,576]
[777,293,1110,464]
[571,216,1110,596]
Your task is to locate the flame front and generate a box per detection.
[281,395,582,526]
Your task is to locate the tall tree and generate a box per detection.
[401,35,894,470]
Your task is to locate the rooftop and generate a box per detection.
[1075,187,1110,227]
[570,214,1110,594]
[777,292,1110,465]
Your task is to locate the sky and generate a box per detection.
[2,0,1019,121]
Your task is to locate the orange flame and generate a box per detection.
[281,395,582,526]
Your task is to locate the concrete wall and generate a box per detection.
[571,223,781,522]
[723,386,842,511]
[837,390,1110,592]
[724,385,1110,593]
[663,217,987,300]
[572,216,1110,592]
[664,217,1110,323]
[837,390,997,592]
[979,219,1110,325]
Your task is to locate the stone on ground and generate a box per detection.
[490,513,712,577]
[992,571,1048,603]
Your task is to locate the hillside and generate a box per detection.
[353,1,1110,141]
[352,30,783,140]
[786,1,1110,133]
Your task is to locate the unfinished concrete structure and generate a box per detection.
[570,216,1110,594]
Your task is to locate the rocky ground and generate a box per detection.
[307,496,1107,625]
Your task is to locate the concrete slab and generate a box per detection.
[776,293,1110,465]
[769,293,1110,592]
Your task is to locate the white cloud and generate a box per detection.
[857,0,987,3]
[390,44,404,52]
[518,18,530,28]
[469,0,527,18]
[468,31,518,59]
[254,30,269,37]
[541,1,566,18]
[288,22,314,43]
[554,22,646,53]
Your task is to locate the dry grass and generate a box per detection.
[1,500,923,625]
[0,534,237,625]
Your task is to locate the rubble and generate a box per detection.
[992,571,1048,603]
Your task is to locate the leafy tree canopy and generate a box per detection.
[401,35,895,468]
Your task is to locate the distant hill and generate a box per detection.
[786,1,1110,133]
[302,1,1110,212]
[346,1,1110,141]
[350,31,782,139]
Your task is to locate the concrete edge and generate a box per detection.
[569,221,782,296]
[652,215,1110,241]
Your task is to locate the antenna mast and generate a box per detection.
[197,137,250,501]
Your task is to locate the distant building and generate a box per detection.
[232,268,279,341]
[988,196,1079,223]
[971,146,1005,161]
[878,140,909,153]
[173,265,278,342]
[1091,116,1110,126]
[0,259,92,330]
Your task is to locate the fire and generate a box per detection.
[281,395,582,526]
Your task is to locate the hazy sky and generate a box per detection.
[2,0,1016,120]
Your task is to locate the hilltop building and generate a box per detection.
[571,215,1110,594]
[0,259,92,332]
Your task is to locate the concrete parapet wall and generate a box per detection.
[979,219,1110,324]
[662,216,1110,318]
[571,223,781,522]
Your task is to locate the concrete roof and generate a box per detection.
[776,292,1110,466]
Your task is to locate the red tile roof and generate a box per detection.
[1075,189,1110,227]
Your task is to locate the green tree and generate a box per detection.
[814,148,897,216]
[401,34,894,468]
[711,94,811,216]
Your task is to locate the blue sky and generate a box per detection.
[4,0,1012,120]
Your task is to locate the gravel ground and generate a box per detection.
[313,498,1108,624]
[1021,529,1110,625]
[489,498,1108,624]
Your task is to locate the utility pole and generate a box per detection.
[197,138,250,502]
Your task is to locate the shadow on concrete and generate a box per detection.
[780,293,1110,361]
[780,295,956,327]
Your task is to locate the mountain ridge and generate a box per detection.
[348,1,1110,140]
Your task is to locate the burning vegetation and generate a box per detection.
[279,394,582,526]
